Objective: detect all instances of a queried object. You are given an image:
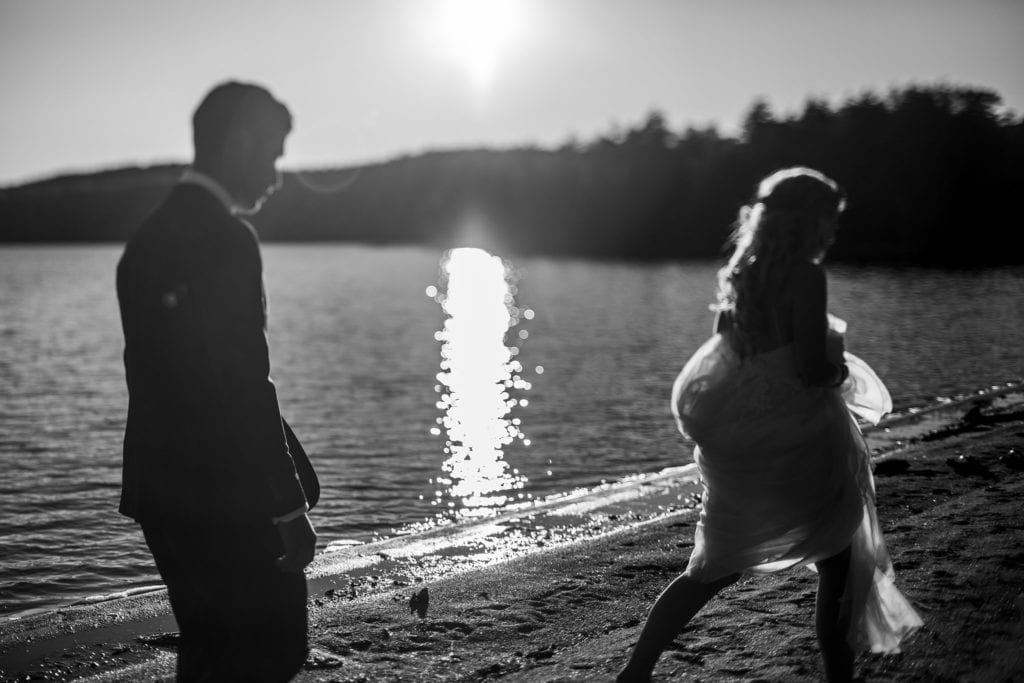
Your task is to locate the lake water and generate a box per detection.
[0,244,1021,619]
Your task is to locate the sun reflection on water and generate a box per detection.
[428,247,532,515]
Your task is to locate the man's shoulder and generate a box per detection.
[123,190,262,281]
[151,184,230,227]
[126,185,236,249]
[228,215,262,250]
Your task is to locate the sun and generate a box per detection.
[430,0,524,89]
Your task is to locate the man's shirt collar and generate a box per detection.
[179,168,238,214]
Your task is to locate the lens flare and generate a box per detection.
[428,0,524,90]
[431,247,530,514]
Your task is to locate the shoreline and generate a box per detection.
[310,411,1024,682]
[2,392,1023,681]
[4,382,1018,626]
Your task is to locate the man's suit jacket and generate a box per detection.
[116,183,318,526]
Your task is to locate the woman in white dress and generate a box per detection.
[617,168,921,682]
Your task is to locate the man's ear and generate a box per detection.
[217,127,255,189]
[222,127,254,160]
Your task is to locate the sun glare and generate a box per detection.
[430,247,532,514]
[430,0,524,89]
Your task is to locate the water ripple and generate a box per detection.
[1,245,1021,617]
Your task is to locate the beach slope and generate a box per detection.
[294,417,1024,682]
[2,412,1023,682]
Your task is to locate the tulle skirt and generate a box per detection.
[671,323,922,653]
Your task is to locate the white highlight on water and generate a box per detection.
[432,247,529,513]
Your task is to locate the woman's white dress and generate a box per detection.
[671,316,922,653]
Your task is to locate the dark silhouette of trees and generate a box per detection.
[1,83,1020,265]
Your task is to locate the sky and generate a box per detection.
[1,0,1022,187]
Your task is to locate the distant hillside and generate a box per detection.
[0,165,183,242]
[2,84,1021,265]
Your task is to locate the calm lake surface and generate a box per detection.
[1,244,1021,618]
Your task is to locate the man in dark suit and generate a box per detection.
[116,81,319,681]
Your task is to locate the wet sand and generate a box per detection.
[301,416,1024,682]
[3,411,1023,681]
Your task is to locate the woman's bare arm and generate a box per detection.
[790,263,844,386]
[713,309,732,334]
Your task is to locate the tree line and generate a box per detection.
[1,83,1021,265]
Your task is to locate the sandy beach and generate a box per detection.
[2,403,1023,682]
[302,415,1024,682]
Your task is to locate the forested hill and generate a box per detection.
[2,84,1021,266]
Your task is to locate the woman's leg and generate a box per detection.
[814,546,853,683]
[617,570,740,682]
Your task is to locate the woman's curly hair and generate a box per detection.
[714,167,846,353]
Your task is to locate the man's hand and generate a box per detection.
[275,513,317,574]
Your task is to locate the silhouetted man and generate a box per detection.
[116,81,319,681]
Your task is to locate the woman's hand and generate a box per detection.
[825,329,845,365]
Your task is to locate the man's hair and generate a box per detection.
[192,81,292,159]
